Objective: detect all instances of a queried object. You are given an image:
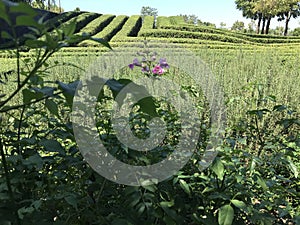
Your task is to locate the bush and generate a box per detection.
[76,14,115,36]
[79,15,128,46]
[111,15,142,41]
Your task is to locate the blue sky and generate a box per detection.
[61,0,299,29]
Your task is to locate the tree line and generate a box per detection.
[9,0,63,13]
[235,0,300,35]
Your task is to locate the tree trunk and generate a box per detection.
[265,17,271,34]
[284,12,291,36]
[256,14,262,34]
[261,17,266,34]
[58,0,61,13]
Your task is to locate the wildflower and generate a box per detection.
[159,58,169,68]
[152,65,164,75]
[128,64,134,70]
[133,58,141,66]
[128,52,169,77]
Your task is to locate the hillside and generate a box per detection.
[46,11,300,51]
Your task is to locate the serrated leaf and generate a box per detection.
[218,204,234,225]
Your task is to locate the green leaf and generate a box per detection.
[22,89,36,104]
[62,20,77,37]
[211,157,225,180]
[57,80,80,107]
[91,37,112,49]
[256,176,268,190]
[10,3,37,16]
[39,139,65,155]
[15,15,39,28]
[45,99,59,117]
[1,31,12,40]
[136,96,158,118]
[179,179,191,195]
[231,199,246,209]
[218,204,234,225]
[287,156,298,178]
[64,195,78,210]
[25,39,47,48]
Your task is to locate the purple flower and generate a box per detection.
[159,58,169,68]
[142,66,150,73]
[152,65,164,75]
[133,58,141,66]
[128,64,134,70]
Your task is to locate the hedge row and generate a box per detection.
[169,16,185,25]
[160,25,300,44]
[156,16,172,28]
[139,29,252,44]
[76,14,115,36]
[78,15,128,46]
[111,15,142,41]
[56,12,100,34]
[138,15,154,35]
[44,11,82,31]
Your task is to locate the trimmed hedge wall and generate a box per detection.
[156,16,172,28]
[138,15,154,35]
[139,29,251,44]
[78,15,128,46]
[169,16,185,25]
[111,15,142,41]
[160,25,300,44]
[44,11,82,31]
[76,14,115,36]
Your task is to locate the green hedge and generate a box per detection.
[138,15,154,35]
[111,15,142,41]
[76,14,115,36]
[160,25,300,44]
[139,29,251,44]
[79,15,128,46]
[156,16,171,28]
[169,16,185,25]
[44,11,82,31]
[57,12,100,34]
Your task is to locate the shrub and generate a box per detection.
[111,15,142,41]
[76,14,115,36]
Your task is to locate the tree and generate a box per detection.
[235,0,262,34]
[141,6,158,20]
[10,0,62,12]
[220,22,227,29]
[247,20,257,33]
[231,20,245,31]
[276,0,300,36]
[179,14,198,24]
[291,27,300,35]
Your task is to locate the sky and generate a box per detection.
[61,0,300,30]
